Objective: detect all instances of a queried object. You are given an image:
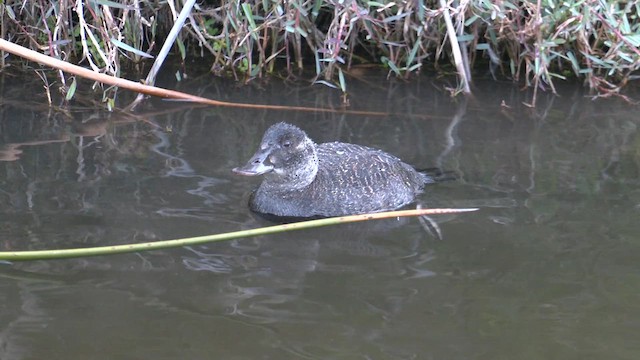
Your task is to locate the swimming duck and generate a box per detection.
[233,122,432,218]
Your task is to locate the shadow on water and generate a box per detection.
[1,74,640,359]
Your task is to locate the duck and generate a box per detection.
[233,122,433,218]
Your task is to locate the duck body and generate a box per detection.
[233,123,431,218]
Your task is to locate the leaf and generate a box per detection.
[465,15,480,26]
[584,54,610,67]
[176,37,186,60]
[548,72,566,80]
[618,52,633,63]
[65,77,77,101]
[110,38,154,58]
[313,80,338,89]
[406,40,420,66]
[625,34,640,47]
[90,0,135,10]
[382,13,409,23]
[296,26,308,37]
[4,4,16,20]
[456,34,475,42]
[417,0,425,21]
[566,51,580,73]
[312,0,323,17]
[381,56,401,75]
[242,3,259,41]
[338,68,346,93]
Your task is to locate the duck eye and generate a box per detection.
[282,140,292,148]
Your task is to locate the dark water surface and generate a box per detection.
[1,75,639,360]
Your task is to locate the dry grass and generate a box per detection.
[1,0,639,106]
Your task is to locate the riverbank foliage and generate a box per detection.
[1,0,639,101]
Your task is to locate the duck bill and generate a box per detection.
[232,150,274,176]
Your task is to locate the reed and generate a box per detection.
[1,0,638,104]
[0,208,478,261]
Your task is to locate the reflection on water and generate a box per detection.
[1,76,639,359]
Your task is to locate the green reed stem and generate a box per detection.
[0,208,477,262]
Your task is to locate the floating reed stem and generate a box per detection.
[0,208,478,262]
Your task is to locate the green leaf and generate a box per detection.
[65,78,77,101]
[313,80,338,89]
[110,38,154,58]
[250,63,260,77]
[625,34,640,47]
[312,0,323,17]
[584,54,609,67]
[548,72,566,80]
[406,40,421,67]
[242,3,259,40]
[464,15,480,26]
[4,4,16,20]
[296,26,308,37]
[90,0,134,9]
[503,1,519,10]
[457,34,475,42]
[106,97,115,112]
[288,0,308,16]
[338,68,346,93]
[618,52,633,63]
[176,37,186,60]
[417,0,425,21]
[382,56,401,75]
[566,51,580,73]
[383,13,409,23]
[621,14,631,33]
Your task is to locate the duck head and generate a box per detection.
[233,123,318,189]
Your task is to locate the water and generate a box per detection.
[1,74,639,360]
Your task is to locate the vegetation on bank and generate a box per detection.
[1,0,639,105]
